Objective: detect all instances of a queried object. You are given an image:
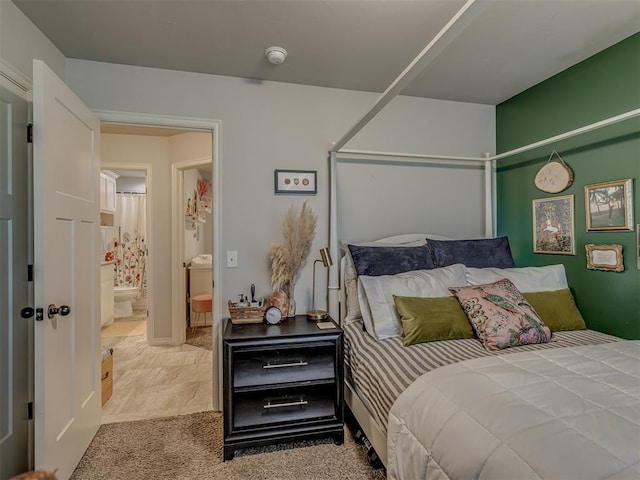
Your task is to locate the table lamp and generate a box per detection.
[307,247,333,320]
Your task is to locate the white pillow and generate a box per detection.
[357,264,467,340]
[465,264,568,293]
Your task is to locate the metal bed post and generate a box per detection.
[328,151,340,322]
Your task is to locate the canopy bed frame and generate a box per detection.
[325,0,640,471]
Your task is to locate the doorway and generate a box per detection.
[100,167,150,327]
[97,112,222,412]
[98,122,219,422]
[173,160,214,346]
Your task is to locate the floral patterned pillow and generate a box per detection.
[450,278,554,351]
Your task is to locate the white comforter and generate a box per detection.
[387,340,640,480]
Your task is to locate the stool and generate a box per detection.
[190,294,212,333]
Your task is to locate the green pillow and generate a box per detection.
[393,295,474,347]
[523,289,586,331]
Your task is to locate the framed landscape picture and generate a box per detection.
[532,195,574,255]
[584,178,634,231]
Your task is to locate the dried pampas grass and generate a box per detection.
[270,202,317,293]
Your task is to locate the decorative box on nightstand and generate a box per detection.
[223,315,344,460]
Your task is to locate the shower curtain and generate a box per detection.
[114,193,147,299]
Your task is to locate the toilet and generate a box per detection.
[114,285,140,318]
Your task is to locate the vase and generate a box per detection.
[288,298,296,318]
[286,282,296,318]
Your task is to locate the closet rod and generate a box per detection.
[336,108,640,164]
[330,0,483,153]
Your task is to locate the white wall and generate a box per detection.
[0,1,66,81]
[169,131,212,163]
[68,59,495,320]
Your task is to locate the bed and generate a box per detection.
[338,234,639,479]
[387,340,640,479]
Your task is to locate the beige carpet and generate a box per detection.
[101,320,146,338]
[71,411,385,480]
[185,326,212,350]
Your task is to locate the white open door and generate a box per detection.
[32,60,101,479]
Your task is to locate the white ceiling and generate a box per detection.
[14,0,640,105]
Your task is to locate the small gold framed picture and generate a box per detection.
[585,244,624,272]
[584,178,634,231]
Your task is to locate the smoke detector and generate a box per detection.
[265,46,287,65]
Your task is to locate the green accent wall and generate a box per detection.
[496,33,640,339]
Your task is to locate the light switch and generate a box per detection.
[226,250,238,268]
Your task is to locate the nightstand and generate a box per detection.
[223,315,344,460]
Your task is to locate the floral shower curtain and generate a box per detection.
[114,193,147,297]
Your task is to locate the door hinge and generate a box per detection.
[27,401,33,420]
[27,123,33,143]
[27,264,33,282]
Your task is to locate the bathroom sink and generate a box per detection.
[191,254,212,267]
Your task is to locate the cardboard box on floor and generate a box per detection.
[101,351,113,405]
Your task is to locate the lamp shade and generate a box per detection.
[319,247,333,268]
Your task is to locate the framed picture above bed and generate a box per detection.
[584,178,634,231]
[532,195,574,255]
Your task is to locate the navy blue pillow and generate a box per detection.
[425,237,515,268]
[347,244,435,276]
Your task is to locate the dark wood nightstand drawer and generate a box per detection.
[234,385,337,429]
[234,342,335,388]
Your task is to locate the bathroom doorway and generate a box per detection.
[99,124,216,423]
[106,168,149,324]
[173,160,214,348]
[97,112,222,414]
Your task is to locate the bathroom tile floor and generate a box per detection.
[101,321,213,424]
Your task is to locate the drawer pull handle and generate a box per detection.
[263,360,308,369]
[263,399,308,409]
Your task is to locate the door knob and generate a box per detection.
[48,304,71,319]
